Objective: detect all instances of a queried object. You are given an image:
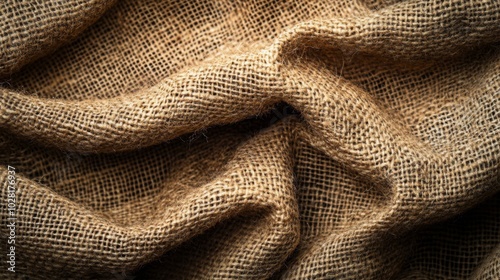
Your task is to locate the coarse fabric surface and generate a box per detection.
[1,0,500,279]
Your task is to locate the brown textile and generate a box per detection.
[1,0,499,279]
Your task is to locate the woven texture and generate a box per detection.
[0,0,499,279]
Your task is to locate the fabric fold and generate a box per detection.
[0,0,499,279]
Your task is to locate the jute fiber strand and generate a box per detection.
[0,0,499,279]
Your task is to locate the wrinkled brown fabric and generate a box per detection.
[0,0,499,279]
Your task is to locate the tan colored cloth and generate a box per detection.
[1,0,499,279]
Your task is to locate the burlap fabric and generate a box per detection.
[1,0,499,279]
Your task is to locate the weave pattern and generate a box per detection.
[1,0,499,279]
